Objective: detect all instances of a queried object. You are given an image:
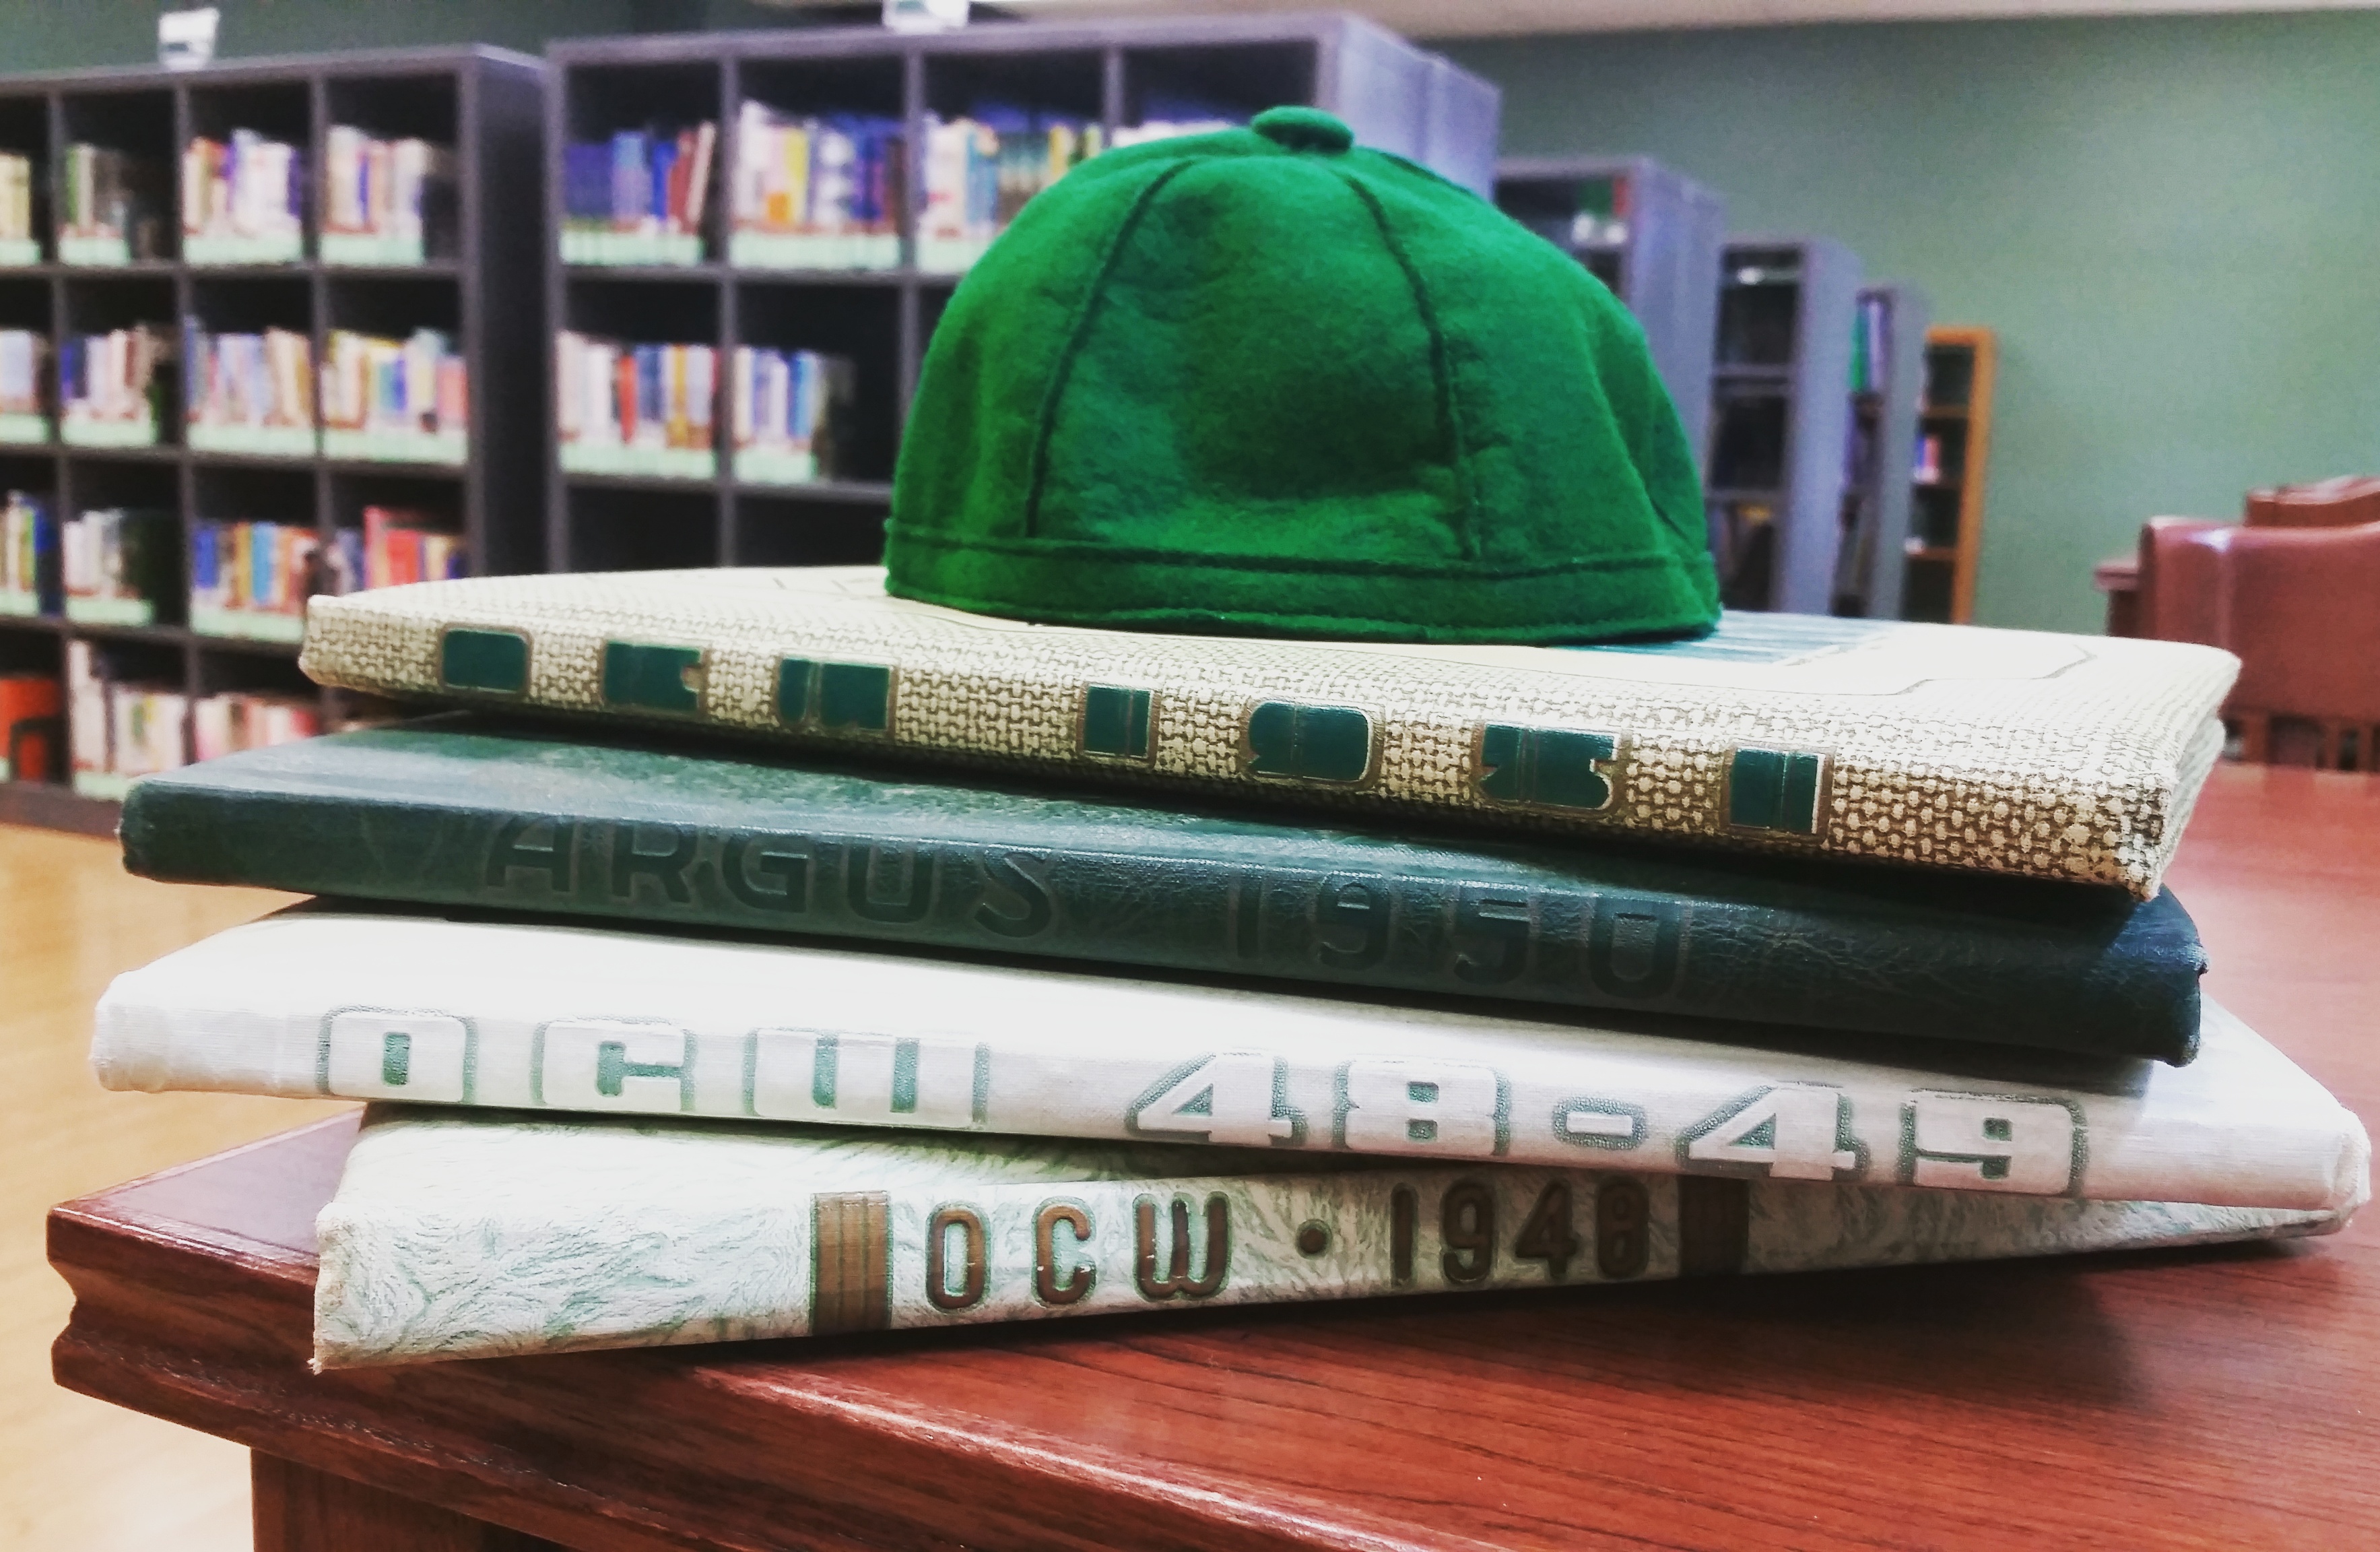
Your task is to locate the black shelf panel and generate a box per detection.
[0,782,119,837]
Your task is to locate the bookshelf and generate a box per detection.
[1832,281,1928,619]
[0,46,544,835]
[1493,156,1725,464]
[1903,324,1997,624]
[544,13,1500,575]
[1703,235,1863,614]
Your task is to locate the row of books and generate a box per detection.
[67,639,323,797]
[192,511,465,639]
[9,321,464,457]
[729,347,856,484]
[556,331,860,483]
[558,123,716,265]
[15,130,455,267]
[59,143,167,261]
[567,109,1237,271]
[61,325,172,437]
[554,331,716,476]
[321,127,453,264]
[86,568,2361,1369]
[181,129,304,262]
[1,494,465,630]
[917,109,1102,272]
[729,104,902,269]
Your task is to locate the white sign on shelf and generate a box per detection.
[158,7,220,71]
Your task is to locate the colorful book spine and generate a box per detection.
[184,322,318,449]
[61,507,175,626]
[320,126,448,263]
[59,143,164,260]
[116,719,2208,1061]
[360,505,466,591]
[59,325,172,437]
[189,518,325,639]
[919,108,1102,271]
[560,122,716,264]
[88,910,2371,1211]
[555,331,716,475]
[180,129,304,261]
[312,1105,2356,1368]
[0,490,57,614]
[729,103,904,269]
[319,329,467,458]
[729,346,853,483]
[296,569,2237,897]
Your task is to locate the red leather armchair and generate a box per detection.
[2136,516,2380,769]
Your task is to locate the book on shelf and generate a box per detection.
[300,568,2237,896]
[191,689,318,763]
[918,107,1101,273]
[120,716,2210,1062]
[0,670,62,783]
[180,129,304,264]
[554,330,717,478]
[361,505,466,591]
[62,508,175,628]
[0,490,57,615]
[1109,111,1245,148]
[1849,290,1892,395]
[0,150,36,264]
[0,329,45,441]
[311,1103,2356,1367]
[67,639,183,799]
[183,321,317,456]
[59,143,167,264]
[730,346,853,486]
[191,519,322,641]
[560,122,717,266]
[320,125,452,265]
[319,328,467,463]
[1915,432,1947,485]
[92,907,2371,1213]
[59,325,172,445]
[729,102,903,271]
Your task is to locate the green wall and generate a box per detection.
[1445,11,2380,631]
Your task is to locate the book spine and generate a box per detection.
[86,912,2362,1209]
[114,780,2204,1060]
[310,1135,2344,1367]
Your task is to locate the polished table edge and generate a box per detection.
[49,1114,1464,1552]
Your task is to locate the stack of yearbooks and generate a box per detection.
[93,567,2370,1369]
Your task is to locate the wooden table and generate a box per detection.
[49,763,2380,1551]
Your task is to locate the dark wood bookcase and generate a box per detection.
[1903,323,1997,623]
[0,46,544,836]
[1494,156,1725,466]
[544,13,1500,575]
[1703,234,1863,614]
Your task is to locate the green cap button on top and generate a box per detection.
[885,100,1719,645]
[1249,106,1355,154]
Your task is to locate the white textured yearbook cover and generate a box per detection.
[94,909,2371,1211]
[299,567,2238,895]
[312,1105,2350,1367]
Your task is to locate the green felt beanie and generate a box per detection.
[885,106,1719,644]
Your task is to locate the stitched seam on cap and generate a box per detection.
[1339,171,1476,565]
[1020,160,1197,542]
